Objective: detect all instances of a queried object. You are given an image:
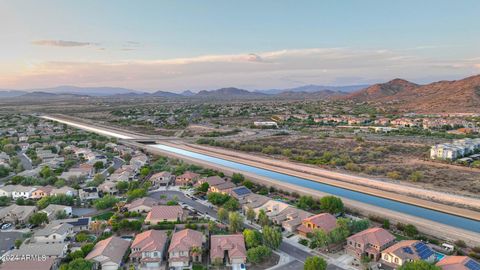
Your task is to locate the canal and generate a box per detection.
[151,144,480,233]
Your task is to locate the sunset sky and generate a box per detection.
[1,0,479,91]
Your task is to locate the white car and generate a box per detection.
[1,223,12,230]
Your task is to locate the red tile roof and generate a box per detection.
[210,234,247,260]
[145,205,184,222]
[130,230,168,259]
[168,229,203,253]
[347,227,395,246]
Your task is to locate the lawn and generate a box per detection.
[93,211,114,221]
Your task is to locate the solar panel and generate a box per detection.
[402,247,413,254]
[465,260,480,270]
[233,187,251,196]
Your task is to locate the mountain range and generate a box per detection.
[2,74,480,112]
[348,74,480,112]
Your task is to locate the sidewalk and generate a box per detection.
[266,250,293,270]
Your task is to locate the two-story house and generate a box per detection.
[346,227,396,261]
[168,229,205,269]
[130,230,168,269]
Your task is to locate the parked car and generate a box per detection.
[1,223,12,230]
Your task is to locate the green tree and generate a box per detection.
[217,207,228,222]
[228,212,244,233]
[197,182,209,192]
[207,192,230,205]
[93,195,120,210]
[116,181,129,193]
[14,239,22,249]
[39,166,52,178]
[93,161,104,172]
[311,229,329,248]
[409,171,424,182]
[258,209,270,226]
[297,195,315,210]
[223,197,239,211]
[304,256,327,270]
[140,167,151,178]
[75,232,89,242]
[61,258,93,270]
[246,207,256,223]
[243,229,263,248]
[231,173,245,185]
[320,196,344,214]
[404,224,418,237]
[29,212,48,225]
[262,225,282,250]
[398,260,441,270]
[246,245,272,264]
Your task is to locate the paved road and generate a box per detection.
[274,260,304,270]
[101,157,124,177]
[0,231,22,256]
[17,152,32,170]
[148,189,218,218]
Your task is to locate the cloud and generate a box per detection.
[1,47,478,90]
[32,40,96,47]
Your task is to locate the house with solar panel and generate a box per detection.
[229,186,253,200]
[381,240,436,269]
[346,227,396,261]
[436,256,480,270]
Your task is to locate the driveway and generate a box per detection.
[0,231,22,256]
[17,152,32,170]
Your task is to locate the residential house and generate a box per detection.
[381,240,436,268]
[436,256,480,270]
[51,186,77,197]
[11,185,37,199]
[270,206,312,233]
[125,197,158,213]
[209,181,236,194]
[297,213,337,237]
[130,230,168,269]
[31,185,54,199]
[145,205,185,224]
[239,194,270,212]
[85,236,130,270]
[51,217,91,232]
[346,227,396,261]
[230,186,253,200]
[0,204,37,224]
[210,234,247,266]
[130,153,148,171]
[79,187,99,201]
[33,222,73,244]
[0,185,16,197]
[168,229,205,269]
[251,199,290,219]
[40,204,72,220]
[109,165,135,182]
[175,171,200,186]
[196,176,225,188]
[0,257,56,270]
[6,242,68,259]
[150,171,175,187]
[98,180,118,195]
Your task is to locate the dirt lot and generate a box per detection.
[203,133,480,197]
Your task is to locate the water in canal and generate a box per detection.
[151,144,480,233]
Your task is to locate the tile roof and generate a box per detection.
[126,197,158,211]
[85,236,130,265]
[168,229,203,253]
[146,205,184,222]
[383,240,434,261]
[131,230,168,259]
[9,243,67,257]
[437,256,479,270]
[348,227,395,247]
[210,234,247,260]
[297,213,336,234]
[177,171,200,179]
[34,222,73,237]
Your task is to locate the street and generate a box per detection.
[0,231,22,257]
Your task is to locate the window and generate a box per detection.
[395,258,399,263]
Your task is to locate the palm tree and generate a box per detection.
[190,246,202,261]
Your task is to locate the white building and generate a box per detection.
[430,138,480,160]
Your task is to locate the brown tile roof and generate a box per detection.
[177,171,200,179]
[437,256,477,270]
[85,236,130,265]
[131,230,168,258]
[201,176,225,186]
[213,182,236,190]
[146,205,184,222]
[347,227,395,247]
[210,234,246,260]
[126,197,158,211]
[297,213,336,234]
[168,229,203,253]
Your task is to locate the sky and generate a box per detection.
[0,0,479,92]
